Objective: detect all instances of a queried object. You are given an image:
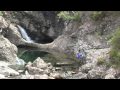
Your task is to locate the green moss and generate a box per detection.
[57,11,81,21]
[90,11,105,21]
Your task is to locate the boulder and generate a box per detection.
[6,24,25,45]
[104,67,116,79]
[27,66,44,75]
[32,57,48,69]
[0,16,25,46]
[81,63,93,73]
[66,72,87,79]
[34,74,49,79]
[0,35,18,64]
[87,67,105,79]
[0,65,19,77]
[0,74,5,79]
[105,74,115,79]
[8,57,26,70]
[50,72,62,79]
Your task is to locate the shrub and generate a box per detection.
[97,57,106,66]
[109,28,120,68]
[90,11,105,21]
[57,11,81,21]
[0,11,3,16]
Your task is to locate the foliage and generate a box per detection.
[90,11,104,21]
[97,57,106,66]
[57,11,81,21]
[0,11,3,16]
[109,28,120,68]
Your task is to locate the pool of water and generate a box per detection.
[18,48,82,71]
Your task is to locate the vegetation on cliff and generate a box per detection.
[110,28,120,68]
[57,11,81,21]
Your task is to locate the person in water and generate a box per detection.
[76,52,83,59]
[76,49,86,62]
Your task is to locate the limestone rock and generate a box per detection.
[34,74,49,79]
[81,63,93,73]
[0,74,5,79]
[32,57,48,69]
[0,16,8,28]
[27,66,44,75]
[87,67,105,79]
[105,74,115,79]
[66,72,87,79]
[50,72,62,79]
[0,35,18,64]
[0,66,19,77]
[105,67,116,76]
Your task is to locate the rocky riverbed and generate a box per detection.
[1,11,120,79]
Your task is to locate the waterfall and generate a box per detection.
[17,25,34,43]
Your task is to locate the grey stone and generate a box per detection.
[0,35,18,64]
[32,57,48,69]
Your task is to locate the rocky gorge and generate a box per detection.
[0,11,120,79]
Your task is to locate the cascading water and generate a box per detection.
[17,25,34,43]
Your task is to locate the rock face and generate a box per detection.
[5,24,25,45]
[3,11,65,43]
[0,35,18,64]
[0,16,26,46]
